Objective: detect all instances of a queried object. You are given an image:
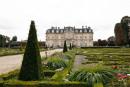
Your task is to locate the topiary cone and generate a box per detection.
[18,21,42,81]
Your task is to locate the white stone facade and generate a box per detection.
[46,26,93,48]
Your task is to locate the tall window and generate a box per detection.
[52,30,54,33]
[80,30,82,33]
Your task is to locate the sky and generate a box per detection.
[0,0,130,41]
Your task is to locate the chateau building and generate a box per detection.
[46,26,93,48]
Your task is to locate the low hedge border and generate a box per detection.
[0,70,19,80]
[1,81,87,87]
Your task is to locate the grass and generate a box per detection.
[76,48,130,67]
[0,48,24,57]
[72,48,130,86]
[0,48,46,57]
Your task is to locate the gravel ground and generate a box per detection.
[0,49,62,75]
[72,55,86,72]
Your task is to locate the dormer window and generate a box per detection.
[61,30,64,33]
[84,29,87,32]
[56,30,59,33]
[76,30,78,33]
[52,30,54,33]
[89,29,91,32]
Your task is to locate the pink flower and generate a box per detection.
[116,73,128,80]
[112,65,118,69]
[117,73,122,77]
[122,75,128,79]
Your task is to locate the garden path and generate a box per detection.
[72,55,86,71]
[0,49,62,75]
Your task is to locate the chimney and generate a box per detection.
[82,26,84,29]
[74,26,75,29]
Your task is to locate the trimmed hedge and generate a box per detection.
[0,81,4,87]
[2,81,87,87]
[81,46,121,48]
[43,70,55,77]
[0,70,19,80]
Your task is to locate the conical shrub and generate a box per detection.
[18,21,42,81]
[69,43,72,50]
[63,40,68,53]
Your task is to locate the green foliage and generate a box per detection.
[68,65,113,87]
[69,43,72,50]
[2,81,87,87]
[51,68,68,81]
[0,48,24,57]
[63,40,68,53]
[0,34,9,47]
[11,36,17,42]
[51,51,75,81]
[0,70,19,81]
[47,57,67,70]
[18,21,42,81]
[43,70,55,77]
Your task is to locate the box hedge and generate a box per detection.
[2,81,87,87]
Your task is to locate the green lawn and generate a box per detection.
[0,48,45,57]
[74,48,130,86]
[75,48,130,68]
[0,48,24,57]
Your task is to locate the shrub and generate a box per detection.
[63,41,68,53]
[43,70,55,77]
[68,65,113,87]
[69,43,72,50]
[0,70,19,81]
[3,81,87,87]
[18,21,42,81]
[47,57,67,70]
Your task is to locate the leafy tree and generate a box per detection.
[18,21,42,81]
[0,34,9,47]
[63,40,68,53]
[12,36,17,42]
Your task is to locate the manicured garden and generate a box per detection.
[0,21,130,87]
[0,48,130,87]
[74,48,130,87]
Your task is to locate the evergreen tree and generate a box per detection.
[18,21,42,81]
[11,36,17,42]
[63,40,68,53]
[69,43,72,50]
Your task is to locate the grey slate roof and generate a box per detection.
[46,26,93,34]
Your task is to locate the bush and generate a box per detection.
[68,65,113,87]
[63,41,68,53]
[0,70,19,81]
[43,70,55,77]
[3,81,87,87]
[47,57,67,70]
[18,21,42,81]
[0,81,4,87]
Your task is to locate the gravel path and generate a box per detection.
[72,55,86,72]
[0,49,62,75]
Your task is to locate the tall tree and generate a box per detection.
[12,36,17,42]
[18,21,42,81]
[69,43,72,50]
[63,40,68,53]
[0,34,9,47]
